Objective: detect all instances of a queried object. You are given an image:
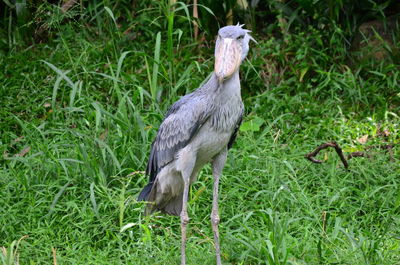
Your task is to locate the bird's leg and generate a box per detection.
[180,176,190,265]
[178,149,196,265]
[211,149,227,265]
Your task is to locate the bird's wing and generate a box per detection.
[227,109,243,149]
[146,93,213,183]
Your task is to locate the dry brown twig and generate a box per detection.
[306,125,397,168]
[305,142,396,169]
[305,142,349,169]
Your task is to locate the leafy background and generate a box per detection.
[0,0,399,264]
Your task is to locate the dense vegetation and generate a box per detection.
[1,1,399,264]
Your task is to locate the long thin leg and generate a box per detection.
[180,177,190,265]
[211,149,227,265]
[177,148,196,265]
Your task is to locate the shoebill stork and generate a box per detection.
[138,25,254,265]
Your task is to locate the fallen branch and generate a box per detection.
[305,142,349,169]
[305,142,396,169]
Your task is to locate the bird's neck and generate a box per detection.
[209,70,243,132]
[198,71,242,100]
[220,70,241,97]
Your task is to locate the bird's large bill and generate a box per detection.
[214,38,242,83]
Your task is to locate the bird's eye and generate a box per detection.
[237,35,244,40]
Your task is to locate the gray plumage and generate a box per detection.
[138,24,254,265]
[138,72,243,215]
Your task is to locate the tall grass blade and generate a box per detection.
[95,138,121,171]
[47,182,71,216]
[69,80,82,108]
[116,51,131,80]
[90,182,100,218]
[151,32,161,101]
[52,74,64,109]
[104,6,118,29]
[167,9,174,81]
[92,102,102,132]
[3,0,14,8]
[106,57,122,102]
[42,61,78,91]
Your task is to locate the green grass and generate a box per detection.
[1,3,400,264]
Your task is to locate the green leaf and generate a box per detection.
[299,67,308,82]
[240,116,265,132]
[104,6,118,29]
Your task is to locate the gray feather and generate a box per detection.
[228,111,243,149]
[144,74,219,187]
[139,25,251,216]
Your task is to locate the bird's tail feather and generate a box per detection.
[138,182,153,201]
[160,194,182,216]
[139,182,183,216]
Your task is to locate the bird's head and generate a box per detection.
[214,24,255,83]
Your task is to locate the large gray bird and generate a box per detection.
[138,24,254,265]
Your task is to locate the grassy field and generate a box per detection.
[1,3,400,265]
